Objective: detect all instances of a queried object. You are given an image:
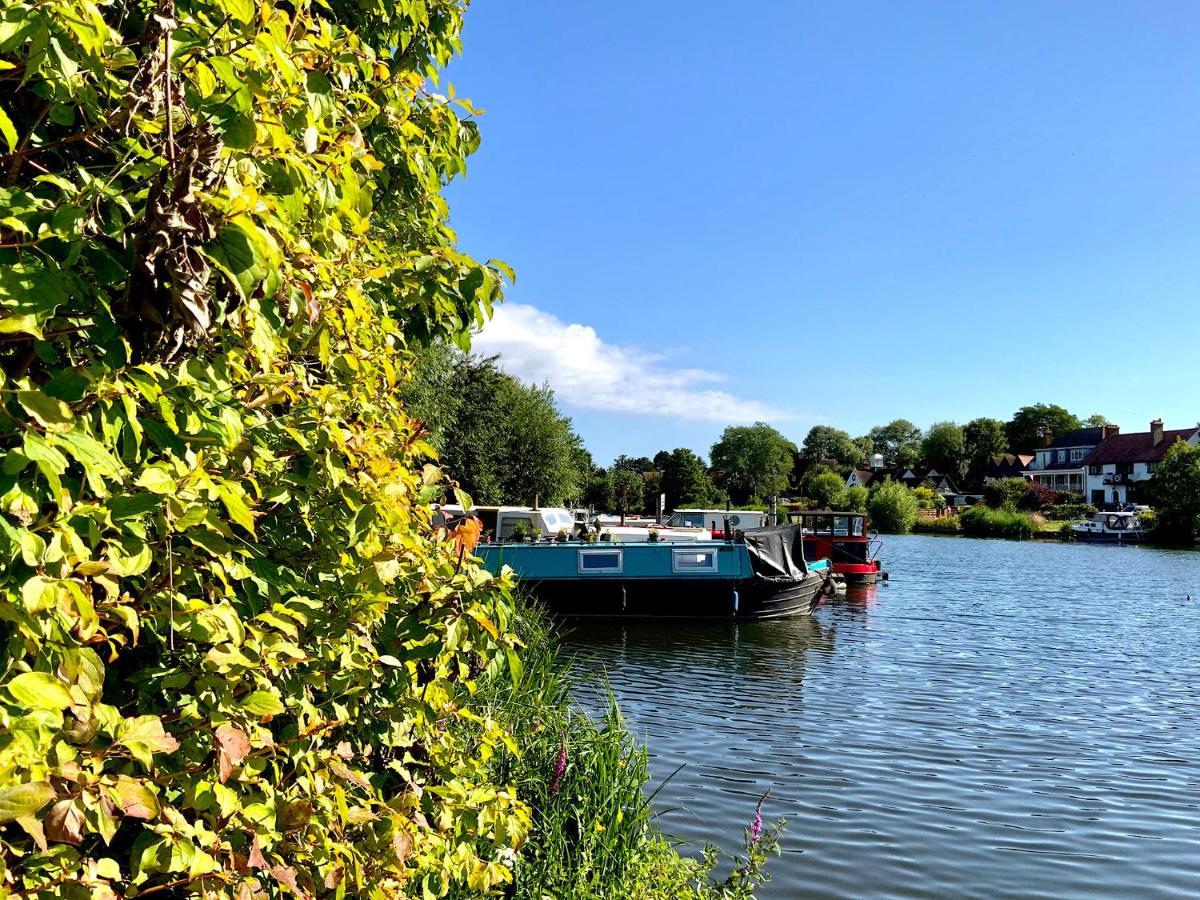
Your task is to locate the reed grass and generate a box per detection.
[472,599,783,898]
[960,505,1035,540]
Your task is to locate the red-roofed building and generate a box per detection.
[1083,420,1200,507]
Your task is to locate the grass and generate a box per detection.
[471,599,783,898]
[960,505,1035,540]
[913,515,962,535]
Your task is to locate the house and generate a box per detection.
[1083,420,1200,508]
[984,453,1034,482]
[1027,426,1112,497]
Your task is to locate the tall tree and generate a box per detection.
[659,448,718,509]
[609,467,646,516]
[612,455,655,473]
[1005,404,1083,453]
[437,357,587,506]
[801,425,862,468]
[1148,442,1200,542]
[963,417,1009,486]
[921,421,967,481]
[710,423,796,505]
[868,419,923,466]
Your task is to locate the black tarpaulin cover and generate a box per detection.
[742,524,809,580]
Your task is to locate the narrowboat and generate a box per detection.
[473,523,835,620]
[435,505,710,543]
[664,508,769,537]
[788,510,886,586]
[1071,510,1147,544]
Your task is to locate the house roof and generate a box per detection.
[1046,427,1105,449]
[849,468,875,486]
[1084,429,1197,466]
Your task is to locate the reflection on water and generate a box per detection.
[563,536,1200,898]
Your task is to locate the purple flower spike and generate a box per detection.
[750,802,764,844]
[550,746,568,795]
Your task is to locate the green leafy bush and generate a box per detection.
[960,506,1035,540]
[0,1,543,895]
[983,478,1029,509]
[913,516,962,534]
[846,485,869,512]
[867,481,919,534]
[805,472,848,510]
[911,485,945,510]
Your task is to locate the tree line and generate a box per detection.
[411,350,1120,512]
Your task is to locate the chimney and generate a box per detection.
[1151,419,1164,446]
[1101,424,1120,440]
[1039,426,1054,447]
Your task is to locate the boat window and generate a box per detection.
[851,517,864,536]
[668,512,706,528]
[499,515,535,540]
[672,548,719,573]
[833,516,850,536]
[578,549,623,574]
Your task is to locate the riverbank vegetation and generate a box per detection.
[0,1,757,895]
[484,605,783,898]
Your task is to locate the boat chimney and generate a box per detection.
[1101,424,1120,440]
[1151,419,1164,446]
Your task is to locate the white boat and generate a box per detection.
[435,505,710,543]
[1072,511,1146,544]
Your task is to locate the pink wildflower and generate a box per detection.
[550,746,568,795]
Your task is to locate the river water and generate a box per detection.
[562,535,1200,898]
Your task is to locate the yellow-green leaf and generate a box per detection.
[17,390,73,431]
[7,672,73,710]
[0,106,16,153]
[239,691,284,717]
[0,782,56,823]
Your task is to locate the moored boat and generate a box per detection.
[1071,510,1147,544]
[473,523,835,619]
[788,510,886,586]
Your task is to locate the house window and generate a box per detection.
[671,548,718,573]
[1088,465,1102,476]
[1148,462,1159,474]
[1070,449,1085,461]
[578,549,622,574]
[1057,450,1066,463]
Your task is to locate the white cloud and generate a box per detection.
[472,303,793,423]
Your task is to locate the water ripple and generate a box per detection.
[564,536,1200,898]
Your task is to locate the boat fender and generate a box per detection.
[731,590,739,615]
[621,584,627,613]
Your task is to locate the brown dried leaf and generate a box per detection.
[247,833,267,870]
[329,759,370,790]
[270,864,302,894]
[45,799,84,845]
[392,828,412,865]
[216,724,251,762]
[216,724,250,784]
[323,865,345,889]
[334,741,353,759]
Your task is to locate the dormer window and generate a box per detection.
[1070,449,1085,461]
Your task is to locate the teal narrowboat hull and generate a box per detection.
[475,535,833,620]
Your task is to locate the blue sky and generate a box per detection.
[443,1,1200,465]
